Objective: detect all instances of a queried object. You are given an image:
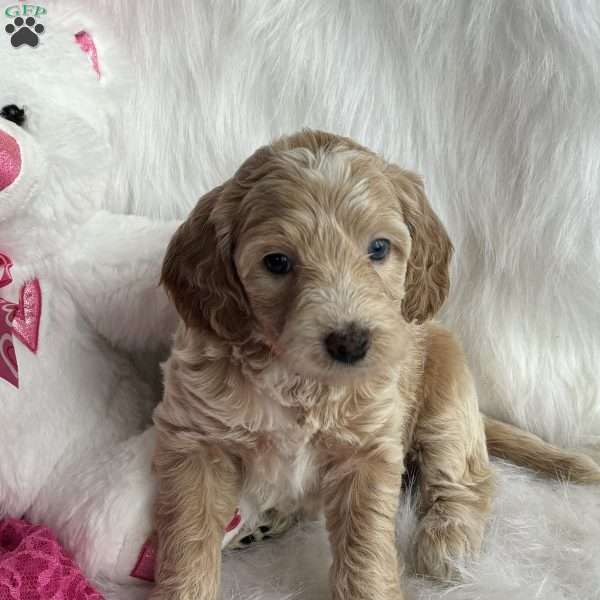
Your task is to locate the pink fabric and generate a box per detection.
[0,518,104,600]
[0,254,42,389]
[0,130,21,191]
[0,254,18,388]
[74,32,100,79]
[0,298,19,388]
[224,509,242,534]
[11,280,41,353]
[0,255,13,289]
[129,536,155,583]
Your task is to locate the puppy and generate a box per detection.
[151,130,600,600]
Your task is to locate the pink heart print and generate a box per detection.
[0,253,42,388]
[0,253,12,287]
[12,278,41,352]
[0,332,18,387]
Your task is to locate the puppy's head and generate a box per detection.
[162,130,452,381]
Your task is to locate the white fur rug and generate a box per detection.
[83,1,600,598]
[100,460,600,600]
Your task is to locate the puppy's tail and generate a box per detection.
[483,415,600,484]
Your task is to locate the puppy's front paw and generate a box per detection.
[148,591,172,600]
[414,509,483,581]
[148,586,214,600]
[148,591,187,600]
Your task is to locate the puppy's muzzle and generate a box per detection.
[324,323,371,365]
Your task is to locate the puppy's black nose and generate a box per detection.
[324,324,371,365]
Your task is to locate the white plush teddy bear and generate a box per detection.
[0,3,206,586]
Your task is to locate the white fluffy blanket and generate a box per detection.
[87,1,600,598]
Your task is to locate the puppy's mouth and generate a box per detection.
[320,361,375,386]
[283,357,373,386]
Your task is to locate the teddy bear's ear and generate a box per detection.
[75,31,100,79]
[53,2,130,92]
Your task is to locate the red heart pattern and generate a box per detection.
[12,279,41,353]
[0,333,18,388]
[0,253,41,388]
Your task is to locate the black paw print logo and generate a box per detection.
[5,16,45,48]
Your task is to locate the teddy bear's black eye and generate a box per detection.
[1,105,26,127]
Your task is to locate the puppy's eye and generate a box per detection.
[368,238,391,262]
[263,253,293,275]
[1,105,26,127]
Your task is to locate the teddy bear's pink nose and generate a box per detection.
[0,130,21,191]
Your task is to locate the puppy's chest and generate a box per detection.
[239,370,324,513]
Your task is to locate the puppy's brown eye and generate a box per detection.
[263,253,292,275]
[368,239,391,262]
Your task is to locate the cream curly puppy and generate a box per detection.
[151,130,600,600]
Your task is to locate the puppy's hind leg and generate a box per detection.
[413,330,494,581]
[228,509,300,548]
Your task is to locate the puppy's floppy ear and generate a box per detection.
[161,147,272,342]
[386,166,453,323]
